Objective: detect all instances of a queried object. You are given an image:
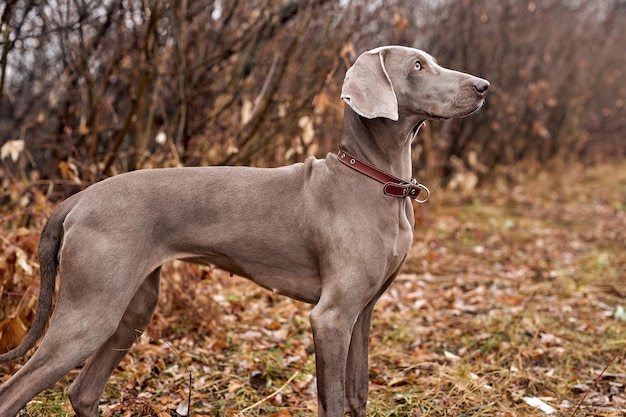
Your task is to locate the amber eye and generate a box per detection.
[414,60,422,70]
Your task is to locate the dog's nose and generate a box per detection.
[474,79,490,94]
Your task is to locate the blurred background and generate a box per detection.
[1,0,625,196]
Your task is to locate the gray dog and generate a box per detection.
[0,46,488,417]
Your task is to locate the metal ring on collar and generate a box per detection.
[412,183,430,204]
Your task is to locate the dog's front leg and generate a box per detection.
[344,267,402,416]
[344,303,375,417]
[310,298,357,417]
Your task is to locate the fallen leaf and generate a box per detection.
[0,316,27,353]
[15,247,33,275]
[523,396,555,414]
[268,410,292,417]
[613,305,626,321]
[0,139,25,162]
[176,400,189,416]
[443,350,461,362]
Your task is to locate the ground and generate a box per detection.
[1,161,625,416]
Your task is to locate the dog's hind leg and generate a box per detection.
[0,306,124,416]
[0,264,154,416]
[67,267,161,417]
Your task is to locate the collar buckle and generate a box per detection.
[337,148,430,204]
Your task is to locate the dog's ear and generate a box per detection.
[341,47,399,121]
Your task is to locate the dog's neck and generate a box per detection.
[339,107,422,181]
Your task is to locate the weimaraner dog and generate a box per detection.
[0,45,488,416]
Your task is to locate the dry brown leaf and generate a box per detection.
[0,316,27,353]
[268,410,292,417]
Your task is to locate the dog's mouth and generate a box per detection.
[458,98,486,119]
[419,97,486,122]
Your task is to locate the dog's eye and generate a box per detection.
[414,60,422,70]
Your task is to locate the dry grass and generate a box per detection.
[1,161,625,416]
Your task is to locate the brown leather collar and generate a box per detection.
[337,148,430,203]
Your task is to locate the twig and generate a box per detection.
[0,1,15,117]
[237,371,299,416]
[569,344,626,417]
[160,338,194,417]
[252,52,279,116]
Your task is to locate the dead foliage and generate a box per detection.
[1,161,625,416]
[1,1,625,189]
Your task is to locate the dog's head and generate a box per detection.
[341,46,489,122]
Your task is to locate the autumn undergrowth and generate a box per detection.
[1,161,625,416]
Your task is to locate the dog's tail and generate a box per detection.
[0,198,75,363]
